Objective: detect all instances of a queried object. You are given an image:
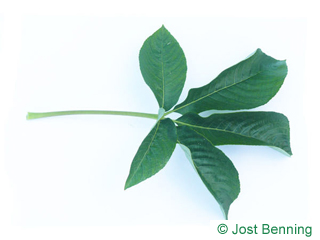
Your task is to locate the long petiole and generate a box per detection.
[26,110,159,120]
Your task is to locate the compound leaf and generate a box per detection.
[177,126,240,220]
[139,25,187,111]
[125,118,177,189]
[176,111,292,155]
[174,49,287,114]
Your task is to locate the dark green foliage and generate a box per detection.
[28,25,292,220]
[134,26,291,219]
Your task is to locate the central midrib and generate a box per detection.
[174,120,266,143]
[127,121,161,186]
[161,27,165,108]
[173,69,262,113]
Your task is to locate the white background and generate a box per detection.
[1,0,319,239]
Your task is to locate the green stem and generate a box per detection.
[26,110,158,120]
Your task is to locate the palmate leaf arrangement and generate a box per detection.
[27,25,292,220]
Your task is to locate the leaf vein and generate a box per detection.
[128,121,161,184]
[174,70,262,113]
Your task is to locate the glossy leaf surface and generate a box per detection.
[125,118,177,189]
[174,49,287,114]
[176,111,292,155]
[177,126,240,219]
[139,25,187,111]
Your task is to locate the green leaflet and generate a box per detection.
[139,25,187,111]
[177,126,240,220]
[176,112,292,155]
[174,49,287,114]
[125,118,177,189]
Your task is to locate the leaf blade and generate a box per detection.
[176,111,292,155]
[174,49,287,114]
[177,126,240,219]
[139,25,187,111]
[125,118,177,189]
